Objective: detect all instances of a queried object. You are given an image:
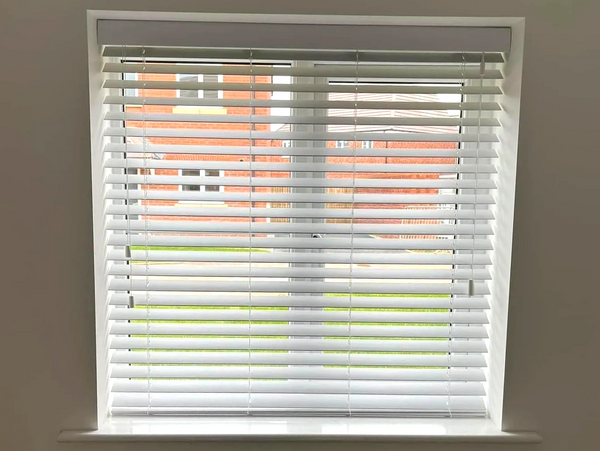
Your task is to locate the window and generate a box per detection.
[125,167,138,192]
[335,140,373,149]
[123,72,138,98]
[94,21,515,420]
[204,169,221,192]
[181,169,201,191]
[177,73,221,99]
[177,74,200,98]
[361,140,374,149]
[180,169,223,193]
[203,74,220,100]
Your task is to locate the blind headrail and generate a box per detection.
[97,20,511,52]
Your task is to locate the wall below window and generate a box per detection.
[0,1,599,451]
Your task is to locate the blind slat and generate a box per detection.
[110,365,486,381]
[106,351,486,367]
[102,45,506,63]
[108,174,498,189]
[108,265,491,280]
[105,190,495,205]
[110,323,488,338]
[108,250,492,266]
[105,111,501,128]
[110,337,487,353]
[109,309,489,324]
[110,337,487,356]
[105,159,497,174]
[103,62,504,79]
[111,379,486,396]
[107,235,494,251]
[105,143,499,160]
[107,204,495,220]
[110,406,485,415]
[109,279,490,295]
[111,393,485,411]
[109,294,490,310]
[105,127,498,142]
[106,220,493,235]
[104,79,503,94]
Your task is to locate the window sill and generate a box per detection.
[59,417,541,444]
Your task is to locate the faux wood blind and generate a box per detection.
[97,38,504,416]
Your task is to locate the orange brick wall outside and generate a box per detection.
[125,73,457,230]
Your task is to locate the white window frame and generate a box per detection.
[80,13,531,442]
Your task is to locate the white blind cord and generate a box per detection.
[468,53,485,297]
[346,50,360,417]
[140,47,152,415]
[122,45,134,310]
[247,50,254,415]
[447,52,468,418]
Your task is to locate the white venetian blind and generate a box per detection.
[96,25,507,417]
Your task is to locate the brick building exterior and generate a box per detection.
[124,72,457,234]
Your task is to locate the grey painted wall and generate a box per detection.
[0,1,599,450]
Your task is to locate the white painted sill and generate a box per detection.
[59,417,541,443]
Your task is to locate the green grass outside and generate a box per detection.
[124,248,453,372]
